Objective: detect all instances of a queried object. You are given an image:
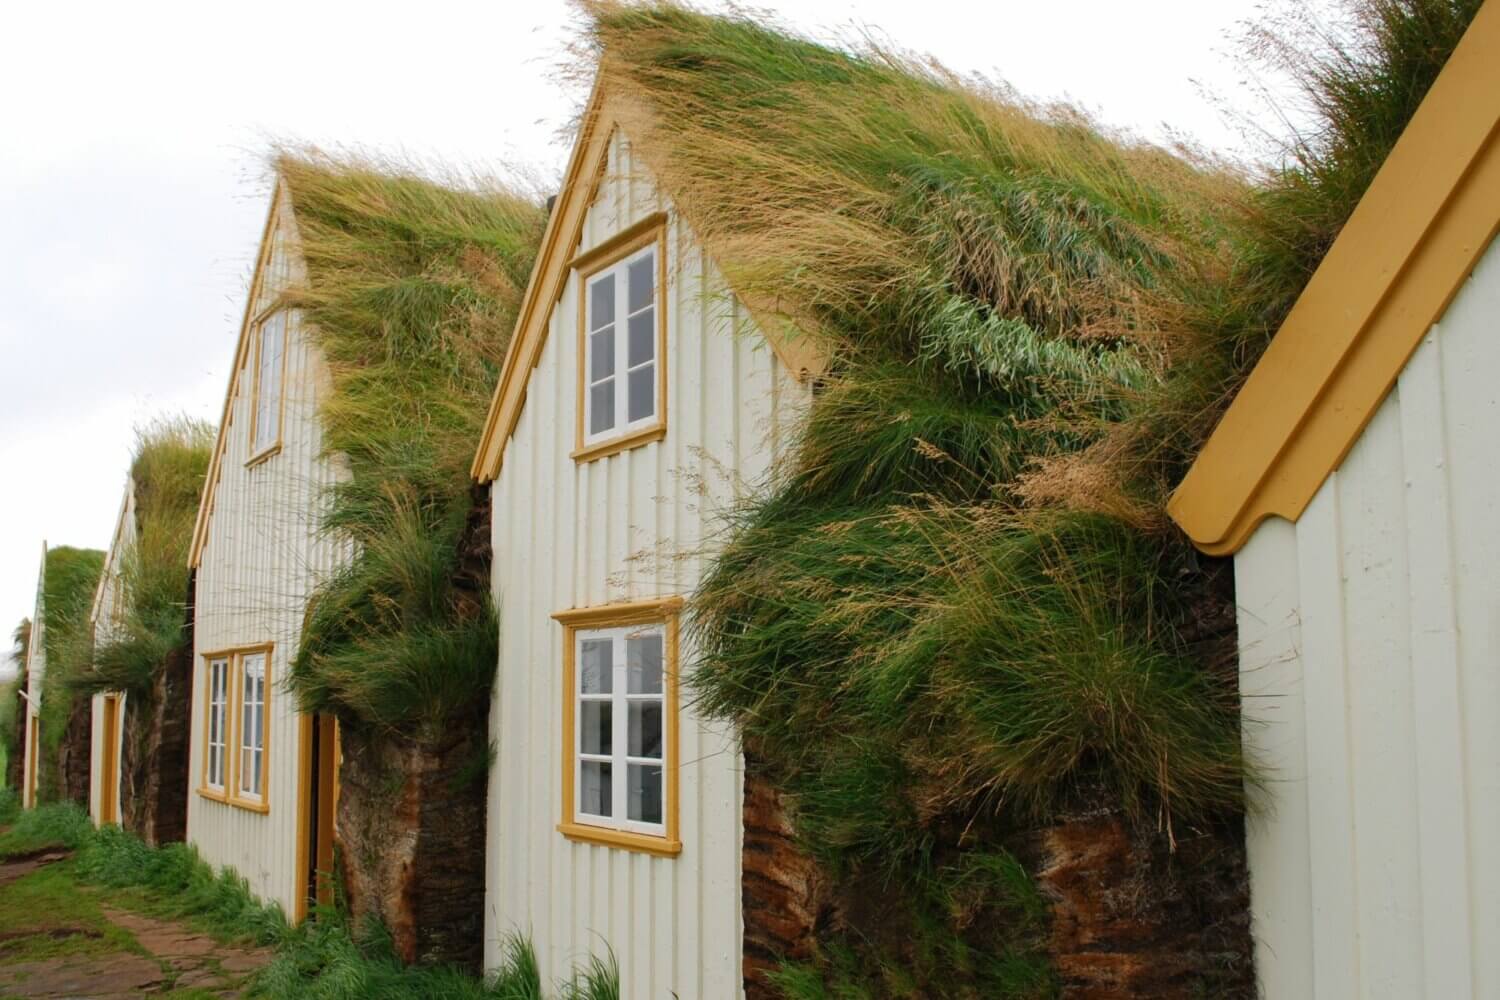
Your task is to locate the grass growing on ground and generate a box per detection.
[281,152,546,735]
[0,857,149,967]
[2,807,619,999]
[0,799,91,857]
[75,418,213,699]
[578,0,1482,994]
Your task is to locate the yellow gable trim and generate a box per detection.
[1168,0,1500,557]
[188,184,286,569]
[470,81,828,484]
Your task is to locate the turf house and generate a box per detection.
[19,541,105,811]
[185,152,544,956]
[1170,4,1500,996]
[82,419,212,843]
[470,1,1486,997]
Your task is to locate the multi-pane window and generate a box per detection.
[206,658,229,789]
[200,646,271,810]
[556,599,681,855]
[250,311,286,455]
[583,243,659,443]
[575,625,666,829]
[239,652,267,800]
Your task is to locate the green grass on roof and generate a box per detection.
[37,546,103,767]
[79,417,213,698]
[281,150,547,733]
[580,1,1481,994]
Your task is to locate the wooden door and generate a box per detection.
[100,696,121,825]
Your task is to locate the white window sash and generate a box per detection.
[582,244,658,445]
[237,653,266,800]
[573,624,667,837]
[252,312,285,453]
[207,659,228,789]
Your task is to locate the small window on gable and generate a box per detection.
[554,598,682,856]
[249,310,287,460]
[574,217,667,462]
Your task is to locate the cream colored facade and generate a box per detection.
[1236,235,1500,998]
[484,128,808,996]
[87,481,136,825]
[20,543,46,808]
[185,188,348,917]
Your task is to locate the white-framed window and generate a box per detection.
[238,651,267,800]
[574,622,667,834]
[206,657,229,789]
[249,310,286,456]
[583,243,659,443]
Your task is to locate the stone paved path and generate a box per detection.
[0,853,274,998]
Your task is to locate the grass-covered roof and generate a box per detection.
[36,546,104,776]
[280,152,547,732]
[81,418,213,698]
[574,1,1482,995]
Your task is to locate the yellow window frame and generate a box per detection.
[197,643,274,814]
[553,596,683,857]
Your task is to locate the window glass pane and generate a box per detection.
[580,639,613,694]
[255,317,283,449]
[627,764,662,824]
[580,761,612,817]
[627,251,655,313]
[626,634,663,694]
[589,327,615,383]
[627,365,655,423]
[628,702,662,759]
[580,701,612,755]
[589,274,615,332]
[627,309,654,368]
[253,748,262,794]
[589,380,615,436]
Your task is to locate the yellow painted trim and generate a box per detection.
[557,822,683,857]
[293,714,312,924]
[470,84,828,484]
[1170,1,1500,555]
[100,695,120,825]
[567,211,669,275]
[570,425,667,464]
[25,715,39,810]
[190,183,298,567]
[555,597,682,857]
[551,595,686,627]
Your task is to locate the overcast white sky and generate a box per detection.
[0,0,1300,680]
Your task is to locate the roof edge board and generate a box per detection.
[1168,0,1500,556]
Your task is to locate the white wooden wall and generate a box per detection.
[187,191,349,916]
[21,544,45,807]
[89,481,136,824]
[486,130,808,998]
[1236,235,1500,999]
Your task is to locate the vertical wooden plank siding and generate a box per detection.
[21,545,46,809]
[1235,235,1500,999]
[485,130,808,997]
[89,483,136,826]
[186,194,350,916]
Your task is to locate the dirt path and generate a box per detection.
[0,852,274,998]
